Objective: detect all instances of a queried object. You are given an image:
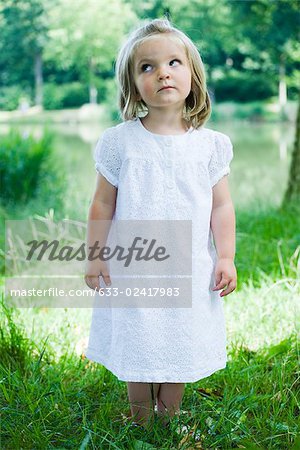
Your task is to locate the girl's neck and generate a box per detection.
[141,111,190,135]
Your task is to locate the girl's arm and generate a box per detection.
[210,176,237,297]
[85,174,117,291]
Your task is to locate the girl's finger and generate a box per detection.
[214,271,222,287]
[213,276,229,291]
[85,275,100,291]
[220,280,236,297]
[101,272,111,286]
[212,274,222,290]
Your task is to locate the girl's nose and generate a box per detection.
[157,66,170,80]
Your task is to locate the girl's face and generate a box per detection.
[133,34,192,113]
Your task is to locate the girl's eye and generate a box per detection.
[141,64,152,72]
[141,59,181,72]
[170,59,181,66]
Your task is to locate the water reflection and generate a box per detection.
[0,123,103,144]
[0,120,295,213]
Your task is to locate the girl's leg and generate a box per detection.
[156,383,185,425]
[127,382,161,427]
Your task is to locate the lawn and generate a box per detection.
[1,202,299,449]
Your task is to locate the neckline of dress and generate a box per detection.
[136,117,194,138]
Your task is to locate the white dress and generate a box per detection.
[85,117,234,383]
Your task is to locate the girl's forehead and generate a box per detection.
[134,34,187,63]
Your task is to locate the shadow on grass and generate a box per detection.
[0,298,299,449]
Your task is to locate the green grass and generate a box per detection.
[0,290,298,449]
[236,202,300,288]
[0,202,299,449]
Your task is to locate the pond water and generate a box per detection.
[0,119,295,220]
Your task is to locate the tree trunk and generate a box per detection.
[282,94,300,206]
[89,58,98,104]
[34,52,43,107]
[279,53,287,120]
[89,84,98,104]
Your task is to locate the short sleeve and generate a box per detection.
[208,132,234,187]
[93,128,121,187]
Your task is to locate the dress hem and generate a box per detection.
[85,349,227,383]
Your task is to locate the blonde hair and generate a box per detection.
[115,18,211,129]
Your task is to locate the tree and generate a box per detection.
[170,0,237,100]
[227,0,300,116]
[45,0,136,104]
[127,0,261,101]
[283,94,300,205]
[0,0,49,106]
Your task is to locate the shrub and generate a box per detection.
[0,86,32,111]
[101,78,120,122]
[0,130,64,207]
[42,84,63,110]
[213,70,276,102]
[43,83,89,109]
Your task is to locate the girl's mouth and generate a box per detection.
[158,86,174,92]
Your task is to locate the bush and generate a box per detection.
[0,86,32,111]
[100,78,120,122]
[0,130,64,207]
[42,84,63,110]
[213,70,276,102]
[43,83,89,109]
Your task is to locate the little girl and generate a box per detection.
[84,18,237,429]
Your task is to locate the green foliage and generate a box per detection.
[0,0,48,86]
[0,131,66,274]
[0,85,32,111]
[42,83,63,110]
[214,70,276,102]
[96,77,117,104]
[43,82,89,109]
[44,0,136,89]
[209,100,299,123]
[101,78,121,121]
[0,130,64,207]
[0,0,299,109]
[0,130,49,203]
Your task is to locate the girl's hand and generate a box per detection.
[212,258,237,297]
[84,262,111,291]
